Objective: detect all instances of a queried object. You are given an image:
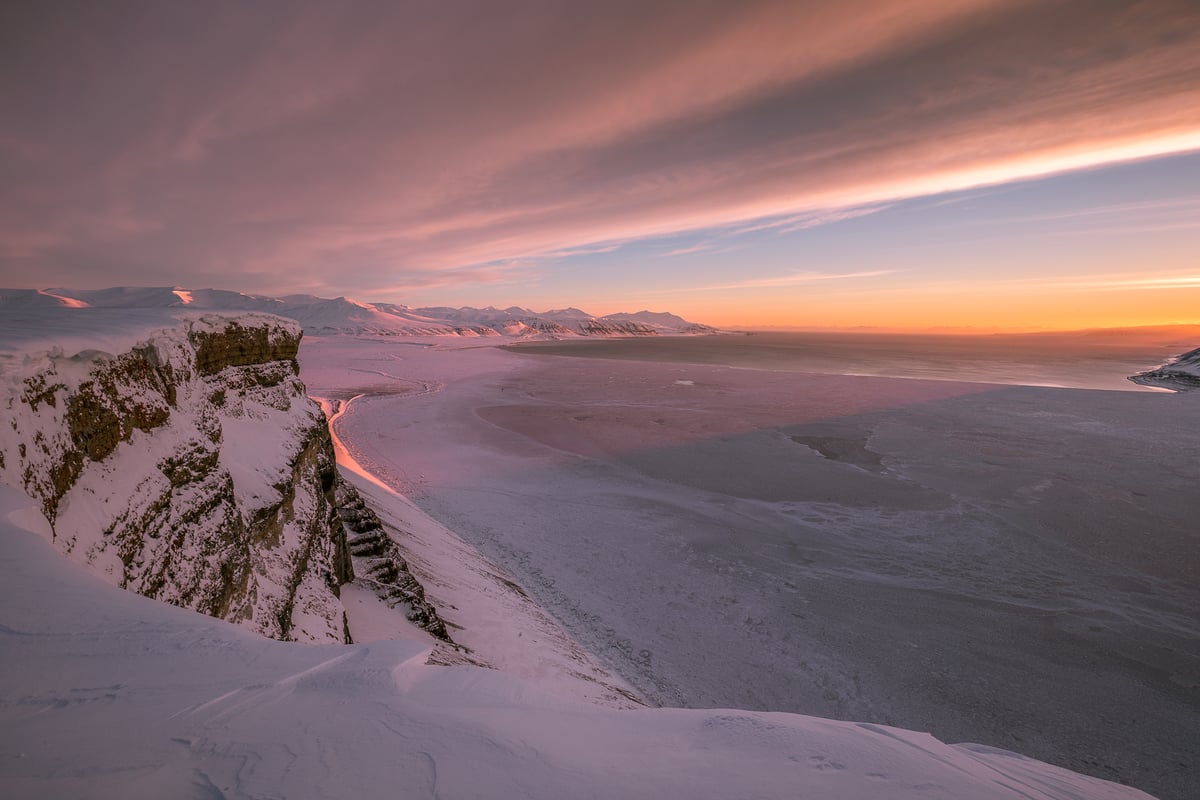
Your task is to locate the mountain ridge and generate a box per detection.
[1,286,716,338]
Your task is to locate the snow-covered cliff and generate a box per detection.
[0,311,446,644]
[1130,346,1200,391]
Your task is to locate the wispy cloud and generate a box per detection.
[1044,274,1200,291]
[739,206,892,235]
[656,204,888,258]
[661,242,720,257]
[665,269,897,293]
[892,271,1200,296]
[962,195,1200,232]
[540,241,625,258]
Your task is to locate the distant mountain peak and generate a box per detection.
[543,307,592,319]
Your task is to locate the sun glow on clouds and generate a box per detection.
[1,1,1199,329]
[668,270,898,293]
[874,131,1200,213]
[1031,274,1200,292]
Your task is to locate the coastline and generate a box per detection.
[303,335,1200,800]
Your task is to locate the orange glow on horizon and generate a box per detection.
[647,281,1200,333]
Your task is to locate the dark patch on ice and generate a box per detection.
[789,434,885,472]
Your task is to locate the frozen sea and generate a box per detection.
[507,328,1200,391]
[306,330,1200,800]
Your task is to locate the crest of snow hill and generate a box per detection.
[0,286,716,337]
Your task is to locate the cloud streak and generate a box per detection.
[1039,274,1200,291]
[1,0,1199,296]
[667,270,897,293]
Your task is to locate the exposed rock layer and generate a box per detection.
[335,481,451,641]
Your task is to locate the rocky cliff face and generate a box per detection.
[1129,346,1200,391]
[0,314,362,642]
[335,481,449,640]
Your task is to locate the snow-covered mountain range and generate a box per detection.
[0,287,715,338]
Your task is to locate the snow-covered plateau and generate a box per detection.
[0,300,1183,799]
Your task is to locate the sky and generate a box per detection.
[2,0,1199,331]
